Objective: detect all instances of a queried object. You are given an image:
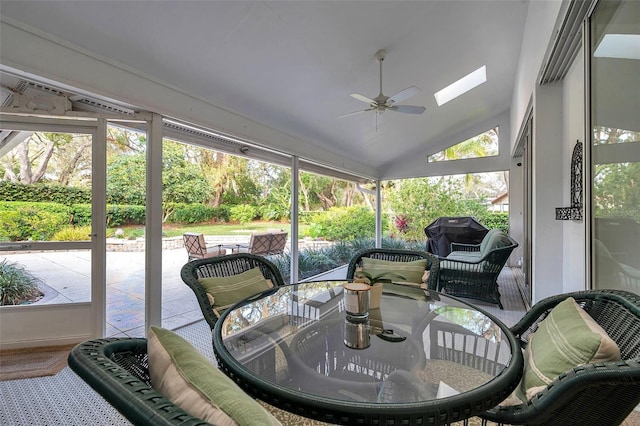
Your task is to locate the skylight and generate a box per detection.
[434,65,487,106]
[594,34,640,60]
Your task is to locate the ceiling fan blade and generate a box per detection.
[388,105,426,114]
[338,108,373,118]
[350,93,377,105]
[388,86,421,104]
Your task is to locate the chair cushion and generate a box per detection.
[479,230,512,257]
[198,267,270,310]
[361,257,428,285]
[445,251,483,262]
[148,326,281,426]
[516,297,621,401]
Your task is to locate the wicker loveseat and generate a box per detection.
[436,229,518,309]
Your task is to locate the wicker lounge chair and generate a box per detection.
[480,290,640,426]
[180,254,286,329]
[346,248,440,290]
[436,230,518,309]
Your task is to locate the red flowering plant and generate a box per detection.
[394,214,410,235]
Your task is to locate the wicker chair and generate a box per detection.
[436,233,518,309]
[346,248,440,290]
[69,338,328,426]
[68,338,206,426]
[480,290,640,426]
[180,253,286,329]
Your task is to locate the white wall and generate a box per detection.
[532,83,565,302]
[510,0,565,151]
[561,49,586,293]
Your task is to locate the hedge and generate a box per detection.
[0,181,91,205]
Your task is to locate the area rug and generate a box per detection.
[0,344,76,381]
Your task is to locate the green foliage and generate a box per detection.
[166,203,230,224]
[106,153,146,205]
[594,162,640,223]
[298,211,323,225]
[477,212,510,233]
[51,225,92,241]
[0,203,70,241]
[385,178,491,241]
[0,259,42,305]
[230,205,258,224]
[106,204,146,226]
[0,180,91,205]
[310,207,382,241]
[107,145,212,206]
[259,186,290,221]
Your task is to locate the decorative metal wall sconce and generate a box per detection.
[556,140,583,220]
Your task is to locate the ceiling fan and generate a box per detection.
[339,49,426,129]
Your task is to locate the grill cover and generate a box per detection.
[424,217,489,257]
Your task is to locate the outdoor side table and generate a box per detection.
[213,280,523,425]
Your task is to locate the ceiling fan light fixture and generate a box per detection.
[434,65,487,106]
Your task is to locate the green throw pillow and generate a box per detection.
[148,326,281,426]
[198,267,270,310]
[361,257,427,285]
[516,297,621,401]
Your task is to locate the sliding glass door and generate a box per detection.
[590,0,640,294]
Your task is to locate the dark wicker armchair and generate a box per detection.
[436,233,518,309]
[346,248,440,290]
[481,290,640,426]
[68,338,207,426]
[180,254,286,329]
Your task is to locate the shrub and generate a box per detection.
[0,259,42,305]
[477,212,510,233]
[69,203,146,227]
[51,225,93,241]
[0,208,69,241]
[230,205,258,224]
[311,207,385,241]
[0,181,91,205]
[167,203,229,224]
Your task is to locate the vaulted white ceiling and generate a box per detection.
[0,1,530,180]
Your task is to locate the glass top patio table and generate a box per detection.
[212,280,523,425]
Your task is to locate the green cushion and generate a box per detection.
[361,257,427,284]
[198,267,270,309]
[479,228,501,253]
[517,297,621,401]
[479,230,512,257]
[148,326,281,426]
[445,251,483,262]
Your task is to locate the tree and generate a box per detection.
[106,142,212,209]
[1,132,91,185]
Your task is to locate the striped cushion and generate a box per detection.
[199,267,270,310]
[148,326,281,426]
[517,297,621,401]
[361,257,427,285]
